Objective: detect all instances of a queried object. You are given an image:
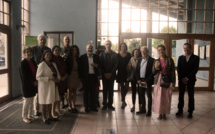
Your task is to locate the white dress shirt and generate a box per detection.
[87,54,95,74]
[140,57,148,78]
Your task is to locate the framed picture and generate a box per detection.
[199,45,206,59]
[194,44,198,55]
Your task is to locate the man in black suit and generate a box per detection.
[80,44,100,112]
[136,46,154,116]
[32,34,51,116]
[176,43,200,118]
[100,40,118,111]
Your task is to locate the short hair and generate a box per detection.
[141,46,149,52]
[119,42,128,51]
[52,45,61,52]
[37,34,47,41]
[131,48,141,57]
[105,40,112,46]
[23,46,33,54]
[157,44,166,51]
[184,43,192,49]
[41,50,54,62]
[86,44,93,49]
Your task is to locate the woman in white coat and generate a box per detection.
[36,50,60,124]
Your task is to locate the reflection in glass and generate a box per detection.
[0,73,9,97]
[0,32,7,69]
[196,71,209,87]
[147,38,164,59]
[124,38,141,53]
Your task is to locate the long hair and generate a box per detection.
[69,45,80,60]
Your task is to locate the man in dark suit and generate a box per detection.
[80,44,100,112]
[100,40,118,111]
[176,43,200,118]
[32,34,51,116]
[136,46,154,116]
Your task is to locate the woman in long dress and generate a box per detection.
[36,50,60,124]
[152,44,175,120]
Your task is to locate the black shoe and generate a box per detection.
[146,111,152,116]
[35,112,42,116]
[85,108,90,113]
[121,102,127,109]
[130,107,135,112]
[91,108,98,112]
[176,111,183,116]
[62,104,68,109]
[101,106,107,110]
[136,110,146,115]
[72,108,79,113]
[48,118,59,121]
[187,113,193,118]
[43,119,50,124]
[108,106,115,111]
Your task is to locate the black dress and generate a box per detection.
[116,53,131,83]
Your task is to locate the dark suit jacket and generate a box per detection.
[32,45,51,65]
[99,50,118,79]
[19,59,37,98]
[177,53,200,83]
[136,56,155,85]
[79,53,100,80]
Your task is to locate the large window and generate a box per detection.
[0,0,10,26]
[21,0,30,46]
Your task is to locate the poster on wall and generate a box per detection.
[194,44,198,55]
[199,45,206,59]
[206,45,210,57]
[25,36,38,46]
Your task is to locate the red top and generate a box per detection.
[28,60,35,76]
[160,59,166,75]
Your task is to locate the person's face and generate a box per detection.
[183,45,192,55]
[157,47,165,57]
[44,52,52,62]
[141,48,148,58]
[53,47,60,56]
[72,47,78,56]
[86,45,93,55]
[134,50,139,58]
[63,36,70,47]
[24,50,32,59]
[105,42,111,51]
[38,37,46,47]
[120,44,126,52]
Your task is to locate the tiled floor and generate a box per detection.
[71,91,215,134]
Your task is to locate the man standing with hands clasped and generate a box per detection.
[176,43,199,118]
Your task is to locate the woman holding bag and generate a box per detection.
[152,44,175,120]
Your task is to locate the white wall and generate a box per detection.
[30,0,97,54]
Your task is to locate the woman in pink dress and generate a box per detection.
[152,44,175,120]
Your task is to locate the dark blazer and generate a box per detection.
[177,53,200,83]
[136,56,155,85]
[65,56,80,75]
[99,50,118,78]
[79,53,100,80]
[32,45,51,65]
[19,59,37,98]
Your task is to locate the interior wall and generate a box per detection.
[29,0,97,55]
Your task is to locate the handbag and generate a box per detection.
[160,74,170,88]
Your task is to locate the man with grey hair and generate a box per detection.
[79,44,100,112]
[99,40,118,111]
[32,34,51,116]
[136,46,154,116]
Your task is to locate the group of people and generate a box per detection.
[19,34,200,125]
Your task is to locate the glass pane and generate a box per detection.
[205,23,213,34]
[206,0,214,10]
[4,14,9,26]
[194,40,210,67]
[122,0,131,8]
[24,0,29,10]
[122,8,131,21]
[101,0,108,8]
[140,1,149,8]
[178,22,186,33]
[0,32,8,69]
[108,37,118,52]
[197,0,204,9]
[46,34,59,48]
[131,9,140,20]
[196,71,209,87]
[109,0,119,9]
[122,21,131,32]
[196,10,204,21]
[169,23,177,33]
[97,36,108,49]
[24,22,30,34]
[131,21,140,33]
[196,23,204,34]
[0,73,9,97]
[109,10,119,22]
[160,10,168,21]
[187,22,195,34]
[4,1,9,14]
[101,9,108,22]
[98,23,107,36]
[22,0,24,7]
[152,21,159,33]
[147,38,164,59]
[24,10,29,21]
[169,10,177,21]
[141,9,147,20]
[60,33,73,48]
[0,13,3,24]
[109,23,119,36]
[178,10,186,21]
[187,10,195,21]
[141,21,147,33]
[160,22,168,33]
[178,0,185,9]
[131,0,140,8]
[206,11,213,22]
[172,39,188,66]
[159,1,168,9]
[0,0,2,11]
[124,38,141,53]
[152,12,159,21]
